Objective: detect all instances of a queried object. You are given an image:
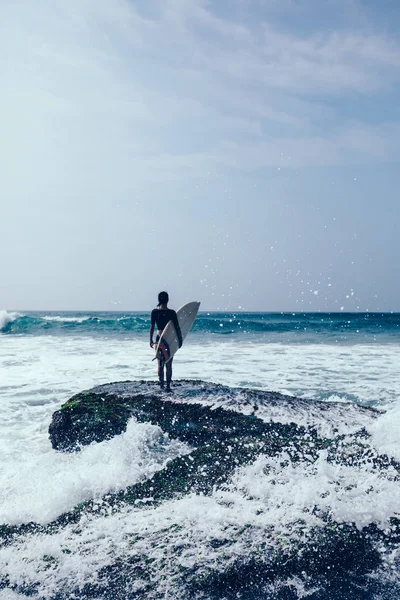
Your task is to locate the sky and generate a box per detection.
[1,0,400,312]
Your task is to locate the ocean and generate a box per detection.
[0,310,399,599]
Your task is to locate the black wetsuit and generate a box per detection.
[151,309,183,347]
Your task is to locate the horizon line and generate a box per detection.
[6,309,400,315]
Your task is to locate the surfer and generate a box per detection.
[150,291,182,392]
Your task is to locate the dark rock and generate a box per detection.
[186,523,382,599]
[48,380,269,451]
[49,379,368,452]
[48,390,133,451]
[50,379,288,451]
[2,381,398,600]
[43,380,396,524]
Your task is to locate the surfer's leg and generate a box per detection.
[157,358,165,387]
[166,359,172,391]
[155,334,164,387]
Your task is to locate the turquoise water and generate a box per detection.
[2,310,400,343]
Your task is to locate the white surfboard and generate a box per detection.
[155,301,200,364]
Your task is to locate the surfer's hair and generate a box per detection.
[158,291,169,306]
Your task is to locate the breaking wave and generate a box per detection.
[0,310,20,330]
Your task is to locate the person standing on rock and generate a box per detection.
[150,291,182,392]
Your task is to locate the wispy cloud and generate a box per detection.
[2,0,400,182]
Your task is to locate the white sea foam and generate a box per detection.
[368,402,400,461]
[226,451,399,530]
[0,309,20,330]
[42,315,91,323]
[1,334,399,407]
[1,447,398,598]
[0,419,189,524]
[0,592,26,600]
[0,333,399,597]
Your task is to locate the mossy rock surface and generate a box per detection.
[49,391,133,451]
[49,380,293,451]
[49,379,378,453]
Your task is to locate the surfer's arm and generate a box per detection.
[149,311,156,347]
[172,311,183,348]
